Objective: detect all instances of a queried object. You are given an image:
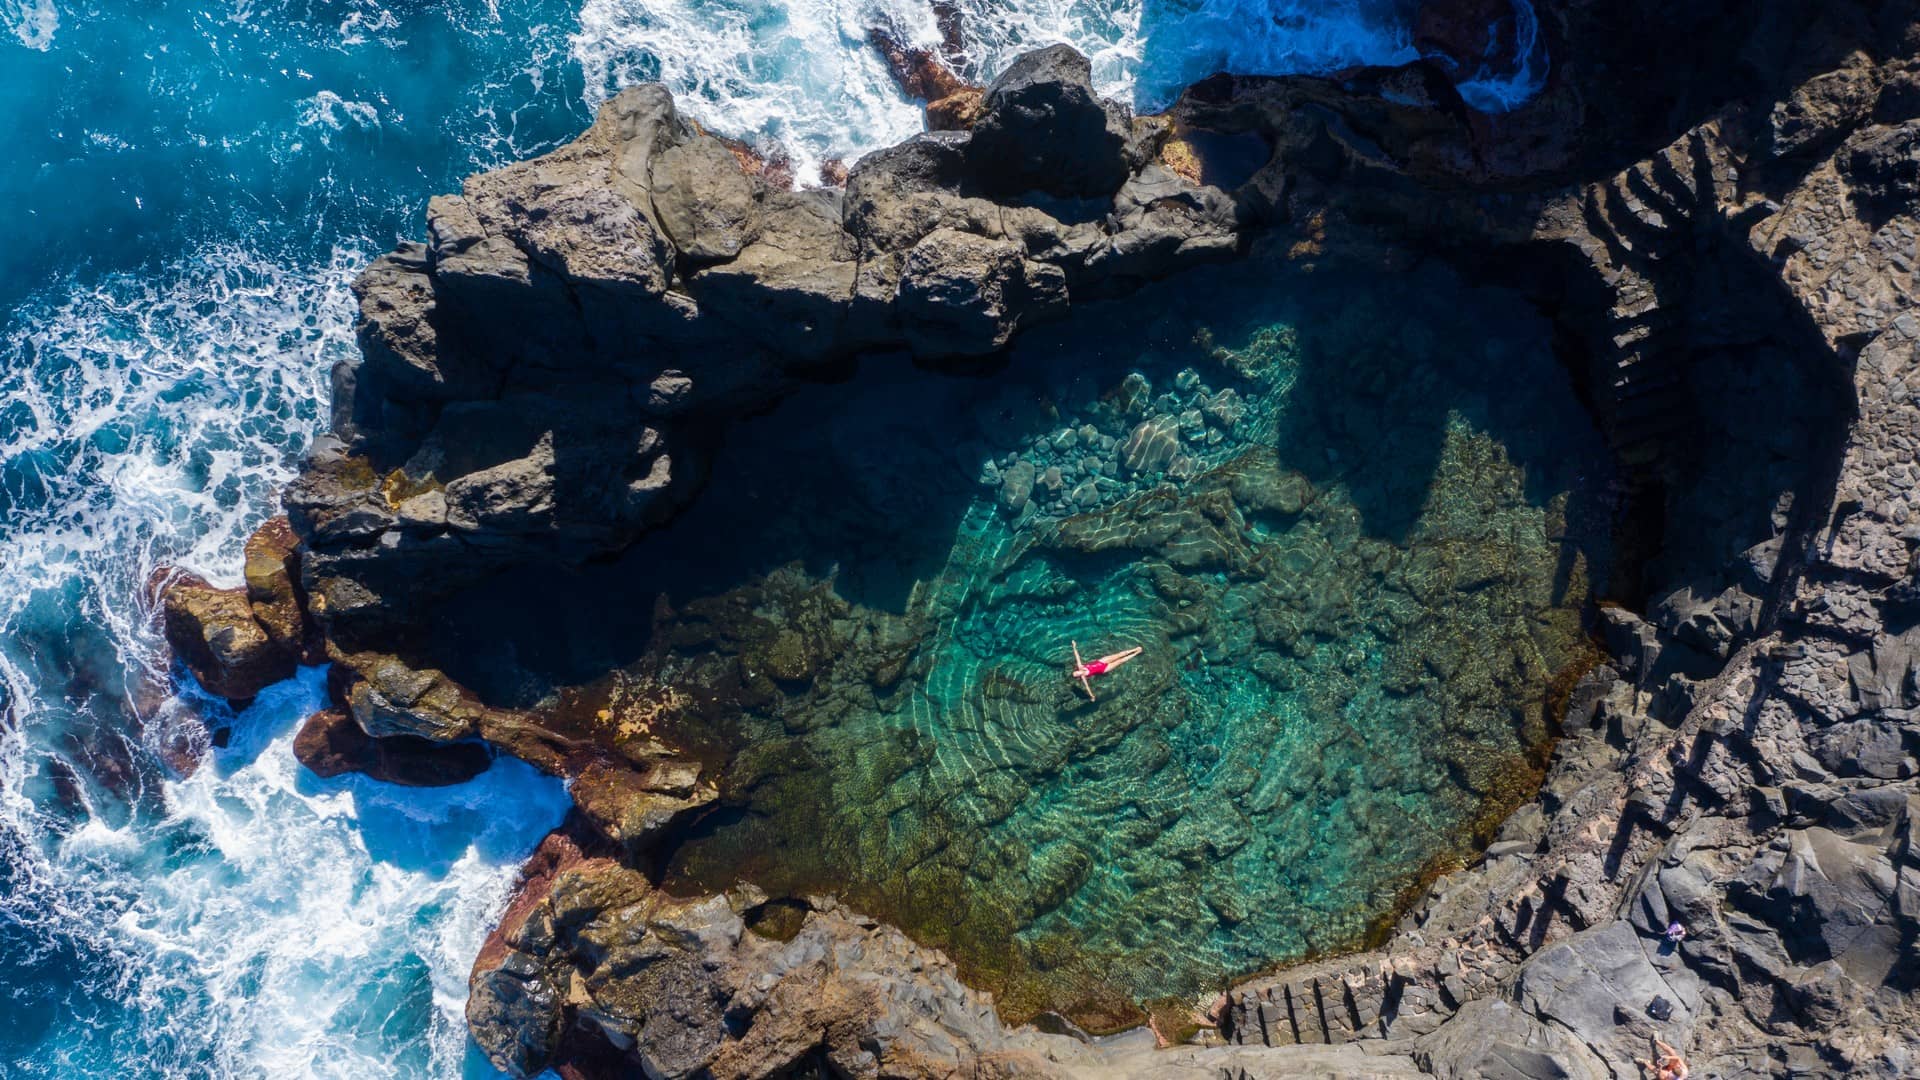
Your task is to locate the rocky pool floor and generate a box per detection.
[417,250,1616,1024]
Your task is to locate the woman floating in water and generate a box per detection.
[1070,641,1143,702]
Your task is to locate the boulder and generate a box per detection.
[160,577,296,701]
[1000,459,1037,513]
[896,228,1066,357]
[1120,415,1182,473]
[1770,50,1880,158]
[649,134,758,263]
[1840,121,1920,220]
[345,657,482,742]
[1510,920,1700,1068]
[1413,998,1610,1079]
[927,88,986,132]
[687,189,858,361]
[243,516,319,664]
[293,707,492,786]
[966,45,1133,199]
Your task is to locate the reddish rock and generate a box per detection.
[867,25,972,103]
[292,707,492,786]
[711,131,794,191]
[144,565,209,612]
[927,88,986,132]
[931,0,966,64]
[473,823,601,977]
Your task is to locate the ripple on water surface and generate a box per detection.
[629,255,1611,1023]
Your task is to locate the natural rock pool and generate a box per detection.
[437,250,1614,1024]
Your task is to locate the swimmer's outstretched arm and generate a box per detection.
[1071,640,1095,702]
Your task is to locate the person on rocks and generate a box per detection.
[1070,641,1142,701]
[1639,1037,1690,1080]
[1664,920,1688,944]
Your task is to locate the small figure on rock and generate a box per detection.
[1664,920,1688,944]
[1070,641,1142,702]
[1638,1037,1690,1080]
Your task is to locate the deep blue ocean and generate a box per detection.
[0,0,1542,1073]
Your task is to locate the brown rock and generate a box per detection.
[927,88,986,132]
[243,516,320,664]
[568,758,712,851]
[292,707,492,786]
[866,25,971,103]
[161,578,295,701]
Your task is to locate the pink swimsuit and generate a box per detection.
[1084,660,1109,675]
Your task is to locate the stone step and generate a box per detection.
[1650,141,1701,205]
[1580,184,1639,263]
[1625,161,1689,228]
[1228,967,1401,1047]
[1611,374,1685,409]
[1608,309,1683,350]
[1688,126,1739,205]
[1603,176,1683,261]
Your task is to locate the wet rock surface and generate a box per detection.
[291,706,492,787]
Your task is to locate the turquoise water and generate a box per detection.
[643,255,1608,1021]
[0,0,1548,1073]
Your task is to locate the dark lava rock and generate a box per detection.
[292,707,492,787]
[1413,0,1521,79]
[966,45,1133,199]
[1841,121,1920,220]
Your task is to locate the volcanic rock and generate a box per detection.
[966,44,1134,199]
[293,707,492,786]
[160,576,295,701]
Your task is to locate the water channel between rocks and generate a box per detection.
[440,251,1615,1025]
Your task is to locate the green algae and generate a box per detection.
[650,255,1611,1023]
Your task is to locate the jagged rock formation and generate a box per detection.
[287,47,1245,656]
[156,0,1920,1076]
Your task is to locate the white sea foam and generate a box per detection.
[0,245,570,1075]
[2,0,58,50]
[1454,0,1547,112]
[299,90,385,133]
[573,0,937,184]
[566,0,1536,185]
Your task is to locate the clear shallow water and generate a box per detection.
[0,0,1546,1073]
[627,256,1610,1022]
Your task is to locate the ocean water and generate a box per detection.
[0,0,1548,1074]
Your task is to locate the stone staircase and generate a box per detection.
[1558,128,1737,467]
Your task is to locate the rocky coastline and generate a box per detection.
[155,0,1920,1075]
